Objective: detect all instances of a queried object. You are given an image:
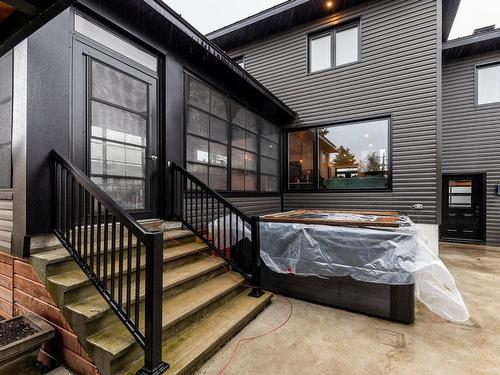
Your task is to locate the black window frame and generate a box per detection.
[185,74,230,191]
[308,19,361,74]
[284,117,392,193]
[183,72,281,195]
[475,61,500,107]
[0,49,14,190]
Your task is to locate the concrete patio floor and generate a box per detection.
[197,244,500,375]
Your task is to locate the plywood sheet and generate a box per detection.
[260,209,403,228]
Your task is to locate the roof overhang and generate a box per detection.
[442,0,460,42]
[0,0,77,57]
[79,0,296,123]
[207,0,461,51]
[443,29,500,61]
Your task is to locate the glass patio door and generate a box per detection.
[73,41,159,217]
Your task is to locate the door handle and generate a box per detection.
[148,155,158,161]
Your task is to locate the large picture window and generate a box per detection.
[287,119,390,191]
[319,119,389,190]
[185,75,280,193]
[0,50,13,189]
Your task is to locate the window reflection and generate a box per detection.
[89,60,148,210]
[318,119,389,189]
[288,130,314,190]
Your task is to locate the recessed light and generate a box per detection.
[368,143,373,147]
[325,1,333,9]
[364,134,369,138]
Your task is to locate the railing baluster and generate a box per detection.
[90,197,95,273]
[126,230,132,318]
[135,240,141,325]
[118,223,124,308]
[65,172,70,242]
[235,213,239,263]
[190,180,193,227]
[96,203,101,281]
[211,195,214,242]
[77,185,82,257]
[71,178,76,248]
[195,184,198,234]
[61,169,66,239]
[217,202,221,252]
[111,217,117,300]
[103,209,109,286]
[83,190,88,265]
[224,206,227,254]
[184,174,187,223]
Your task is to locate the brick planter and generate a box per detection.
[0,313,55,373]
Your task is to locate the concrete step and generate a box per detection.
[121,290,273,375]
[45,246,220,307]
[62,243,214,338]
[86,272,245,375]
[31,229,196,281]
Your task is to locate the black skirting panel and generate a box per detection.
[261,264,415,324]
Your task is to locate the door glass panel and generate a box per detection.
[92,61,147,112]
[89,60,149,210]
[448,180,472,208]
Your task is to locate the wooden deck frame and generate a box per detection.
[259,209,403,228]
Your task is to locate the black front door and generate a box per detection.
[441,174,485,242]
[73,41,159,218]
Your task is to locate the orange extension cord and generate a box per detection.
[168,233,294,375]
[215,295,293,375]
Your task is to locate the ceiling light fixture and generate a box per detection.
[325,1,334,9]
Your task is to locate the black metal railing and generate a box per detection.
[169,162,263,297]
[51,150,169,375]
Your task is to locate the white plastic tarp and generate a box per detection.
[259,217,470,322]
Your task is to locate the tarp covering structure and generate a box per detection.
[211,212,470,322]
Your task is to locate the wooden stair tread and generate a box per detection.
[86,272,244,356]
[46,242,212,291]
[65,260,235,321]
[32,229,195,266]
[164,230,193,241]
[122,291,273,375]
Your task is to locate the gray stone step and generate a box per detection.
[86,272,245,375]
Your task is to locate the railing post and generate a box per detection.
[138,231,169,375]
[249,216,264,298]
[166,161,175,220]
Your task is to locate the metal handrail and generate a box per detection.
[51,150,168,375]
[169,162,263,297]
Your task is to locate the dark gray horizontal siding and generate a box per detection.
[226,196,281,216]
[228,0,439,223]
[443,51,500,245]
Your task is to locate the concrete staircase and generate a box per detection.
[31,222,272,375]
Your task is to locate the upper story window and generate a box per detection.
[309,21,360,73]
[477,63,500,105]
[0,50,13,189]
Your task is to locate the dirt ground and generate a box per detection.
[197,244,500,375]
